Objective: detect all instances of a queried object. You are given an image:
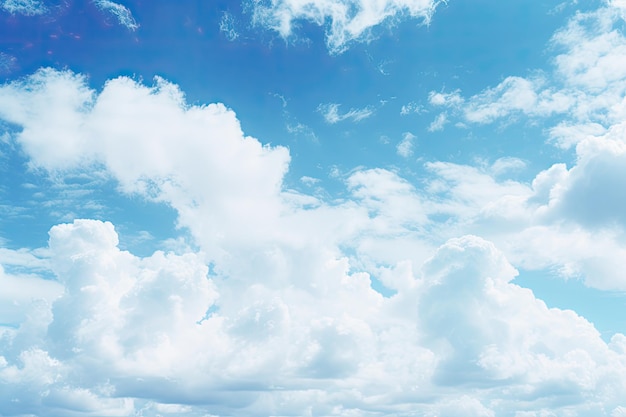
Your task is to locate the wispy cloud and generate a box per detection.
[0,53,16,75]
[219,11,239,41]
[400,101,425,115]
[318,102,374,123]
[93,0,139,31]
[1,0,46,15]
[251,0,443,53]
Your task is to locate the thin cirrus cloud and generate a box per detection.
[318,102,374,123]
[251,0,443,53]
[93,0,139,30]
[0,0,139,30]
[219,11,240,41]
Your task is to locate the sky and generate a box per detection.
[2,0,626,416]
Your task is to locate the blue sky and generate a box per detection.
[2,0,626,416]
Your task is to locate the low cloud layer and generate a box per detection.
[1,59,626,415]
[3,218,626,416]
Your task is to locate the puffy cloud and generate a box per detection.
[0,68,291,261]
[400,101,424,115]
[421,144,626,289]
[461,76,574,124]
[396,131,416,157]
[251,0,443,53]
[4,219,626,416]
[0,265,62,327]
[428,89,463,107]
[3,65,626,416]
[45,220,222,385]
[546,126,626,228]
[93,0,139,30]
[427,111,447,131]
[489,157,526,177]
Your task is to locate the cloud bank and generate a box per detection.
[1,56,626,415]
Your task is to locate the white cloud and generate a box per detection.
[219,11,239,41]
[93,0,139,31]
[428,89,463,107]
[396,131,416,157]
[400,101,424,115]
[0,0,45,15]
[0,69,292,260]
[318,102,374,123]
[300,175,320,186]
[427,4,626,149]
[4,218,626,416]
[251,0,443,53]
[428,111,447,131]
[464,76,539,123]
[0,265,62,328]
[548,122,607,149]
[3,66,626,415]
[421,147,626,289]
[0,53,16,75]
[489,156,526,176]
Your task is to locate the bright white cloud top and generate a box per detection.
[1,1,626,417]
[251,0,442,53]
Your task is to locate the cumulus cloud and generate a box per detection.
[0,68,292,260]
[93,0,139,31]
[318,102,374,123]
[428,89,463,107]
[2,220,626,416]
[0,0,45,15]
[428,111,447,131]
[3,65,626,416]
[251,0,443,53]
